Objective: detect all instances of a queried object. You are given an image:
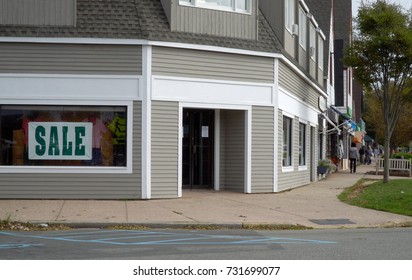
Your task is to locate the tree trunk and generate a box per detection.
[383,128,391,183]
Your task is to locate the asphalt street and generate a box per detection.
[1,227,411,260]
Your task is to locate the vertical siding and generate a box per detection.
[0,102,142,199]
[317,67,324,86]
[0,0,75,26]
[259,0,284,45]
[151,101,179,198]
[284,31,296,58]
[171,0,257,40]
[278,61,319,108]
[309,59,316,80]
[152,47,274,83]
[251,106,274,193]
[0,43,142,75]
[220,110,245,191]
[277,110,311,192]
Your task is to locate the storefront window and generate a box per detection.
[0,105,127,167]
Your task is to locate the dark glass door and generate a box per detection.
[182,109,214,188]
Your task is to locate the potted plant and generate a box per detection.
[317,158,336,175]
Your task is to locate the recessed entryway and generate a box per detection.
[182,109,215,189]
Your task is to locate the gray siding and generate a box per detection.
[277,110,311,192]
[251,106,274,193]
[284,30,296,58]
[169,0,257,40]
[278,61,319,108]
[259,0,284,45]
[152,46,274,83]
[0,0,76,26]
[298,45,308,71]
[317,65,324,86]
[220,110,245,191]
[0,43,142,75]
[309,58,316,80]
[151,101,179,199]
[0,102,142,199]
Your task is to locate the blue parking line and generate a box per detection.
[0,243,44,249]
[0,230,337,246]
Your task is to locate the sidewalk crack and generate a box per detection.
[55,200,66,221]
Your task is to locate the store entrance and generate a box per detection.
[182,109,214,189]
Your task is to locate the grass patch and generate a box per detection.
[0,219,71,231]
[338,179,412,216]
[242,224,312,230]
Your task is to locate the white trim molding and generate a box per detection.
[0,100,134,174]
[0,74,141,101]
[141,45,152,199]
[278,87,320,124]
[178,102,252,195]
[152,75,274,106]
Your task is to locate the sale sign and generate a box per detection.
[28,122,92,160]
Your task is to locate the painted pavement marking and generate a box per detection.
[0,230,337,246]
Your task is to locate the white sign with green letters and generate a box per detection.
[28,122,92,160]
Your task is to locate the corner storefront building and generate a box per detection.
[0,0,327,199]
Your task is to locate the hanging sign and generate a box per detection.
[28,122,92,160]
[318,96,327,113]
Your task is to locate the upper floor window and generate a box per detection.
[180,0,251,13]
[299,6,307,50]
[318,37,324,71]
[299,122,306,166]
[282,116,293,167]
[309,22,316,60]
[285,0,295,32]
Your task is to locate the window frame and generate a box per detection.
[282,115,293,170]
[299,122,307,167]
[318,36,324,71]
[0,100,133,174]
[309,22,316,61]
[299,5,307,50]
[179,0,251,14]
[285,0,295,33]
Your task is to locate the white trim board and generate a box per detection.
[278,87,320,124]
[0,100,134,174]
[0,74,141,101]
[152,76,274,106]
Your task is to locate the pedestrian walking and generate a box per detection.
[359,145,366,164]
[366,145,373,164]
[349,142,359,173]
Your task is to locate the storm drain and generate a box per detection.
[309,219,355,225]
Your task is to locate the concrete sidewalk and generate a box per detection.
[1,164,411,229]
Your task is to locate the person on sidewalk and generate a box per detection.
[349,142,359,173]
[359,145,366,164]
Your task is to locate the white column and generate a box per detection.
[141,45,152,199]
[214,109,221,191]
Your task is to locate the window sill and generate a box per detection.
[282,166,294,173]
[0,166,132,174]
[298,165,308,171]
[179,3,251,15]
